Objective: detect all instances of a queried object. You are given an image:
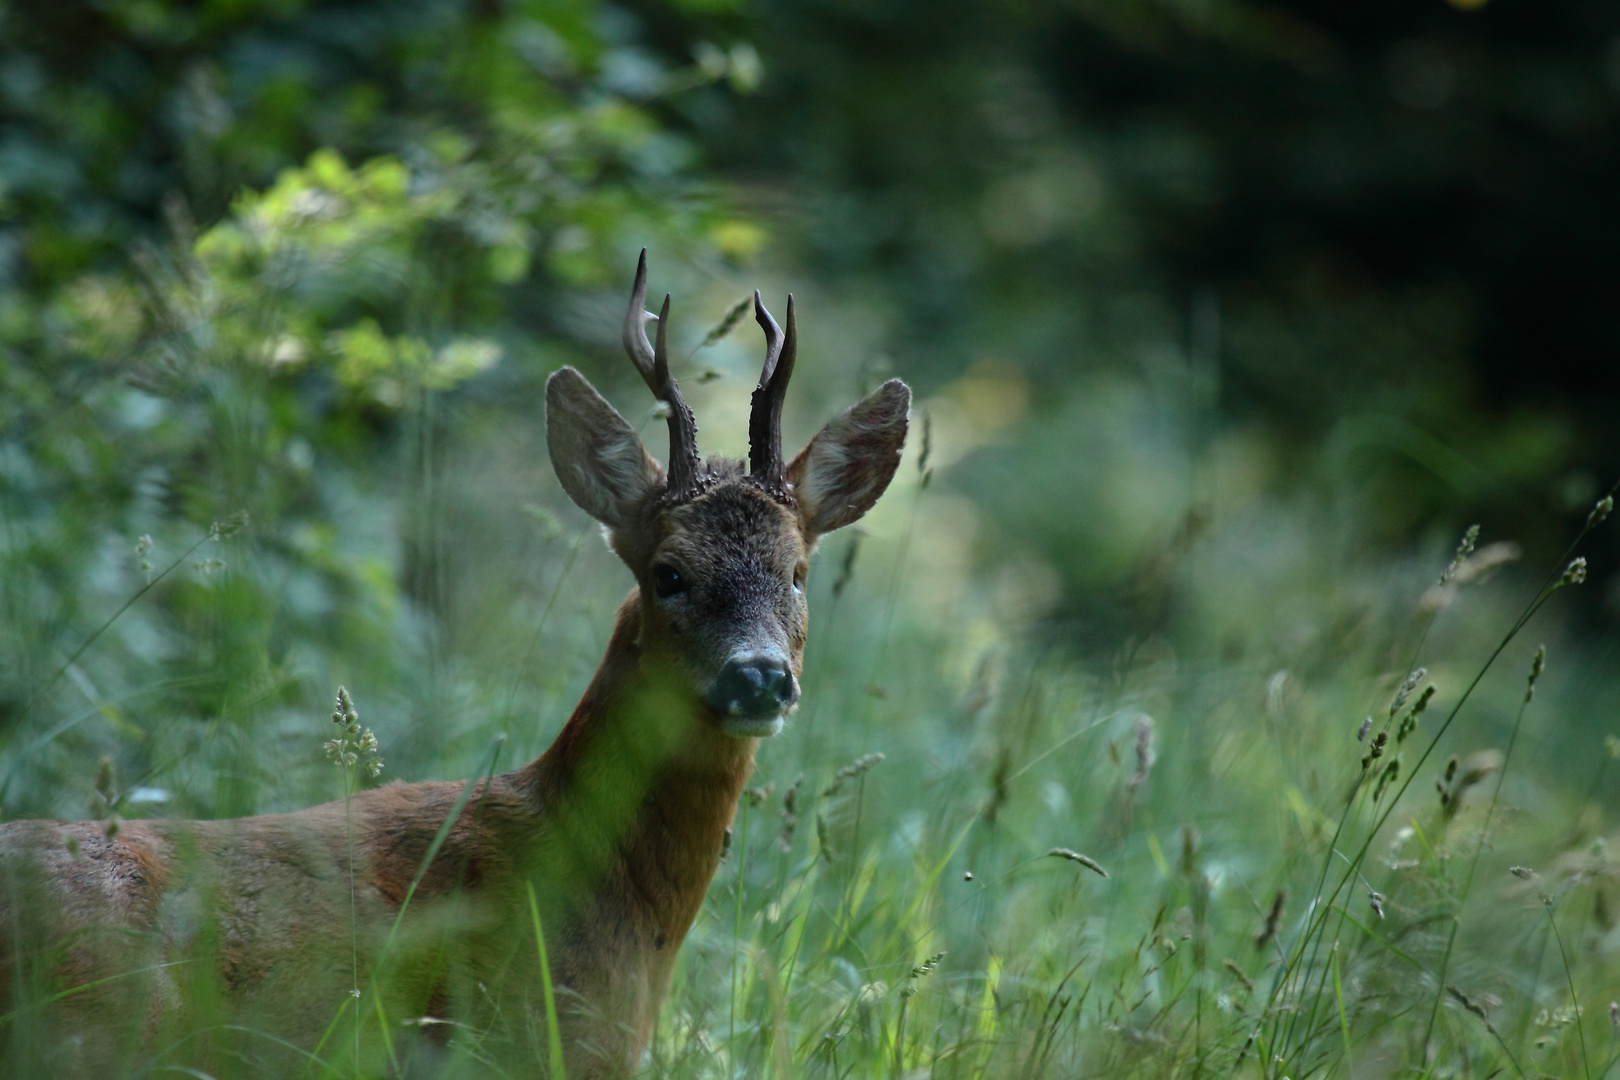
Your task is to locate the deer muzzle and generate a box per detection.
[708,654,798,736]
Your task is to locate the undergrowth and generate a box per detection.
[1,150,1618,1080]
[3,467,1617,1078]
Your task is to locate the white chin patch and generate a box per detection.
[720,715,784,738]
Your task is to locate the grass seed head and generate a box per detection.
[1455,750,1501,789]
[1129,715,1156,790]
[778,774,802,852]
[1373,759,1400,801]
[91,755,123,837]
[92,755,117,811]
[1411,684,1436,715]
[696,294,753,349]
[831,531,862,599]
[1439,750,1501,820]
[1561,557,1588,586]
[823,752,885,798]
[982,745,1012,825]
[1525,644,1547,703]
[1048,847,1109,878]
[910,952,946,978]
[1438,524,1480,585]
[326,685,384,779]
[1422,539,1523,612]
[902,951,946,996]
[1449,541,1521,588]
[209,510,249,541]
[1361,731,1388,770]
[1588,495,1614,529]
[1257,889,1285,950]
[814,812,833,862]
[1222,957,1255,992]
[1390,668,1427,717]
[1447,986,1492,1021]
[1397,685,1436,743]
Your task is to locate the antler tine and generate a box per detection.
[622,249,704,499]
[749,291,797,490]
[622,249,658,379]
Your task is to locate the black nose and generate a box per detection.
[709,656,799,718]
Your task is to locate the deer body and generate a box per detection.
[0,254,910,1078]
[3,595,741,1074]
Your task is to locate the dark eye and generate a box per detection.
[653,564,687,599]
[793,564,807,591]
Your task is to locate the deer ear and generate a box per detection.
[546,367,663,527]
[787,379,911,536]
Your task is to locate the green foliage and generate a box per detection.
[4,0,1620,1078]
[0,0,744,824]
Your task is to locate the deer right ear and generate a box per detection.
[787,379,911,536]
[546,367,663,527]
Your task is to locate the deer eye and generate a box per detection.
[793,564,807,591]
[652,564,687,599]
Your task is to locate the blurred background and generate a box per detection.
[4,0,1617,795]
[2,1,1620,1072]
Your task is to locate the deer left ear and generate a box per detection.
[787,379,911,536]
[546,366,664,527]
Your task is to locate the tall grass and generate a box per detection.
[8,461,1613,1078]
[2,197,1618,1076]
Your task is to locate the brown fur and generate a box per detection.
[0,367,907,1078]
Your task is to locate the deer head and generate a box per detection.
[545,252,910,737]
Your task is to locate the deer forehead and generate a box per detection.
[648,478,806,572]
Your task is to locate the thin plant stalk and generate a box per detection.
[345,769,359,1074]
[863,452,927,742]
[1275,607,1448,1064]
[309,736,504,1070]
[1332,945,1352,1076]
[502,522,592,728]
[1420,647,1543,1052]
[1260,492,1612,1078]
[6,524,220,751]
[1271,534,1479,1069]
[526,880,568,1080]
[1547,899,1592,1080]
[1267,591,1549,1077]
[730,798,750,1064]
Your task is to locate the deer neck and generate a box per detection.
[521,589,756,921]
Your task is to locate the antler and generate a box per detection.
[749,291,797,495]
[623,249,706,501]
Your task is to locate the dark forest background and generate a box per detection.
[6,0,1619,634]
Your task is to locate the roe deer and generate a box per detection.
[0,251,910,1077]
